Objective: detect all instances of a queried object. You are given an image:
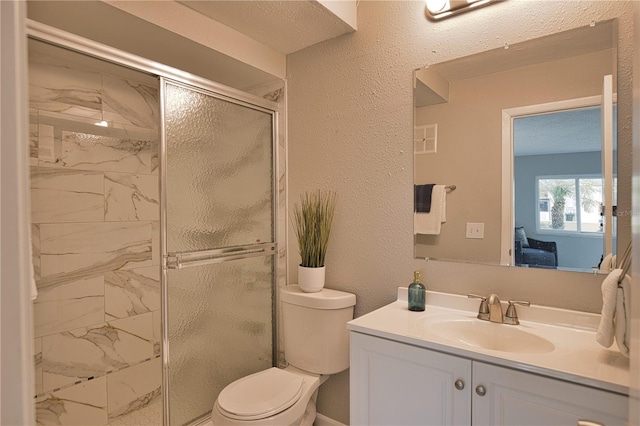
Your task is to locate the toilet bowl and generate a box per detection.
[210,285,356,426]
[211,366,325,426]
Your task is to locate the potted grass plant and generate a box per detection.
[292,190,337,292]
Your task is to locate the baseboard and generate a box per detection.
[314,413,347,426]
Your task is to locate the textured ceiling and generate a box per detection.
[179,0,356,54]
[514,106,616,157]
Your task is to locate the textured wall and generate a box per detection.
[286,1,635,423]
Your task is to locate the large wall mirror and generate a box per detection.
[413,19,630,274]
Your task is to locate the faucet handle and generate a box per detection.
[468,294,490,320]
[504,300,530,325]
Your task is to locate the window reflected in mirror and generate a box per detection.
[536,177,602,233]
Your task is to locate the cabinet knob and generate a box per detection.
[475,385,487,396]
[454,379,465,390]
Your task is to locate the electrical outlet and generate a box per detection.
[466,223,484,239]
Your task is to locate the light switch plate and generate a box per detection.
[466,223,484,239]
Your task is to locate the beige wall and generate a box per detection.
[414,49,615,263]
[286,1,634,423]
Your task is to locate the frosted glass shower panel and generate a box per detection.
[167,256,274,425]
[164,82,274,253]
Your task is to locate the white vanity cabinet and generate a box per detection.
[350,332,628,426]
[472,361,627,426]
[350,331,471,425]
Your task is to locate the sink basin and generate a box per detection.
[420,316,556,354]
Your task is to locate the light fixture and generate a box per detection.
[425,0,502,21]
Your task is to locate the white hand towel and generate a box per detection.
[596,268,623,348]
[414,185,446,235]
[615,274,631,358]
[600,253,613,273]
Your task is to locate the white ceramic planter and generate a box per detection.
[298,265,326,292]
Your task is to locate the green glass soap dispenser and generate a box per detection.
[408,270,425,311]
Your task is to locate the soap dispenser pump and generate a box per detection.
[408,270,426,311]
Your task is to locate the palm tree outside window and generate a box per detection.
[537,176,604,233]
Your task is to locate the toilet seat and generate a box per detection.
[217,368,304,421]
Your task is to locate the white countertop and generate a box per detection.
[347,289,630,395]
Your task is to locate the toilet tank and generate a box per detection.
[281,285,356,375]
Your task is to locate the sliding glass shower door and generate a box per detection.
[161,79,277,425]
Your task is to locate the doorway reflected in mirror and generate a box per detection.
[512,103,617,272]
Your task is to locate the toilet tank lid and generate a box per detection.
[282,285,356,309]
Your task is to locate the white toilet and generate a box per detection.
[211,285,356,426]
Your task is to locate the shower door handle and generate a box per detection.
[166,243,277,269]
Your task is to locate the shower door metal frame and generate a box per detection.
[26,20,281,426]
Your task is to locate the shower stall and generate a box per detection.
[28,22,282,426]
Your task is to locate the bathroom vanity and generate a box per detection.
[348,289,629,425]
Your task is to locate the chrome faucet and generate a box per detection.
[487,294,503,323]
[504,300,531,325]
[469,293,530,325]
[468,294,489,320]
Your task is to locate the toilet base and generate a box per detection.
[299,391,317,426]
[212,397,316,426]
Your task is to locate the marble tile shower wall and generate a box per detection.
[29,49,162,426]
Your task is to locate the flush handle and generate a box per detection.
[577,421,604,426]
[454,379,465,390]
[475,385,487,397]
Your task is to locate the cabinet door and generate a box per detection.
[350,332,472,426]
[472,361,628,426]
